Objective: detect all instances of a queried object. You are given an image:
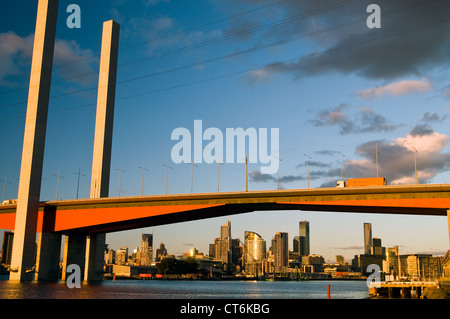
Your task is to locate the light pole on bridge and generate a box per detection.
[413,141,418,184]
[1,176,12,202]
[162,160,172,195]
[217,162,223,192]
[304,152,311,189]
[338,146,345,181]
[115,165,126,197]
[73,168,85,199]
[53,170,64,200]
[375,143,380,178]
[186,160,198,193]
[138,163,149,196]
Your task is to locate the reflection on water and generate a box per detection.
[0,276,369,299]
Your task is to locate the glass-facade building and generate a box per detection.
[299,221,310,257]
[244,231,266,276]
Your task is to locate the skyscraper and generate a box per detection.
[141,233,153,266]
[221,220,231,241]
[214,220,232,263]
[299,221,310,257]
[272,232,289,273]
[293,236,300,253]
[364,223,373,255]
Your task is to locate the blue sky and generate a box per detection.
[1,0,450,262]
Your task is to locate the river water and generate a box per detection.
[0,276,369,299]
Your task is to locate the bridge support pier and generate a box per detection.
[58,20,120,283]
[62,235,86,281]
[35,232,62,281]
[84,234,106,281]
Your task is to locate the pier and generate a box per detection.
[368,281,439,299]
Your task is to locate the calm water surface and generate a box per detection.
[0,276,369,299]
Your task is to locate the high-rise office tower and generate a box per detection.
[299,221,310,257]
[364,223,373,255]
[221,220,231,241]
[214,220,232,263]
[141,233,153,266]
[272,232,289,273]
[293,236,300,253]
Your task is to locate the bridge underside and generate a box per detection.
[46,202,446,235]
[1,184,449,236]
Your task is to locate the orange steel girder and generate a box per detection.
[1,184,450,235]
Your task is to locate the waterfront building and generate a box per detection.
[116,247,128,265]
[443,251,450,278]
[371,237,385,256]
[155,243,168,262]
[299,221,310,257]
[141,234,153,266]
[302,254,325,273]
[364,223,373,255]
[272,232,289,273]
[352,253,383,276]
[105,248,116,265]
[336,255,345,265]
[405,254,442,280]
[244,231,266,276]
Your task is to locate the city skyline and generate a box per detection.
[1,1,449,263]
[103,219,446,264]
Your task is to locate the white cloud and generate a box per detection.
[344,128,450,185]
[0,32,96,88]
[246,69,273,85]
[53,39,97,86]
[0,32,34,86]
[357,79,432,99]
[396,130,448,155]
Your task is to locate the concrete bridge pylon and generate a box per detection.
[9,0,120,282]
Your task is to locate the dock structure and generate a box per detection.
[369,281,439,299]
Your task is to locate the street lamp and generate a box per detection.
[413,141,418,184]
[245,155,248,192]
[304,151,311,189]
[73,168,85,199]
[338,146,345,182]
[138,163,149,196]
[274,155,282,190]
[53,170,64,200]
[162,160,172,194]
[115,165,126,197]
[185,160,198,193]
[1,176,11,202]
[217,162,223,192]
[375,143,380,178]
